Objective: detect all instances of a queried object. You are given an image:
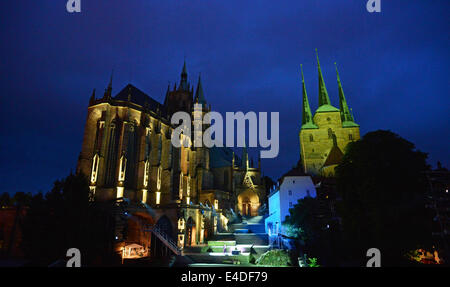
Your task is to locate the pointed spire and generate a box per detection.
[89,88,96,105]
[164,82,170,106]
[182,60,187,76]
[242,143,249,169]
[335,63,358,126]
[104,70,113,99]
[194,74,206,105]
[316,49,331,107]
[179,60,188,91]
[300,65,316,129]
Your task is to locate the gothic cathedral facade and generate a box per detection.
[76,62,265,253]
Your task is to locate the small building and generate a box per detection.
[265,164,317,236]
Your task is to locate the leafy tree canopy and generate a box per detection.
[335,130,432,265]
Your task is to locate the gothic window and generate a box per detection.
[306,190,311,197]
[328,128,333,139]
[288,190,292,196]
[124,123,138,189]
[91,154,99,184]
[157,135,162,163]
[289,202,293,208]
[179,172,183,199]
[186,176,190,196]
[156,165,162,191]
[143,160,149,187]
[105,122,119,187]
[349,134,353,141]
[94,121,105,152]
[309,134,314,142]
[145,127,152,159]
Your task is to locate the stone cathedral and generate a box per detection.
[76,61,265,255]
[299,51,360,176]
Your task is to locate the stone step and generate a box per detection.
[230,224,266,234]
[212,233,269,245]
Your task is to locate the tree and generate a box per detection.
[0,192,12,207]
[283,197,334,264]
[283,197,321,245]
[335,130,432,265]
[21,173,117,266]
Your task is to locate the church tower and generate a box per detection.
[299,50,360,176]
[164,60,194,116]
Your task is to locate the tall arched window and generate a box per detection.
[179,172,184,200]
[124,123,137,189]
[105,121,119,187]
[328,128,333,139]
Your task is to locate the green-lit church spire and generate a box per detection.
[335,63,359,127]
[300,64,317,129]
[315,49,339,113]
[316,49,330,106]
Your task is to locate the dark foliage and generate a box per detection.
[21,173,117,266]
[335,130,433,265]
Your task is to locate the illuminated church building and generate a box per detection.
[76,62,265,253]
[299,52,360,176]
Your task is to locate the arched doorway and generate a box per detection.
[186,217,196,246]
[203,217,212,240]
[242,196,251,216]
[125,213,154,258]
[237,190,260,217]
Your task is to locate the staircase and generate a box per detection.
[211,216,269,246]
[113,199,181,256]
[145,225,182,256]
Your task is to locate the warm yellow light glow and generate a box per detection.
[118,155,127,182]
[89,186,96,201]
[156,166,162,191]
[143,160,149,187]
[220,213,229,231]
[186,176,190,195]
[186,196,190,205]
[91,154,99,184]
[121,243,148,259]
[179,172,183,199]
[178,234,185,248]
[200,229,204,243]
[214,199,219,210]
[178,218,185,231]
[116,186,124,198]
[199,217,205,243]
[156,191,161,205]
[142,189,147,204]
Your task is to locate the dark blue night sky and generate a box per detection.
[0,0,448,194]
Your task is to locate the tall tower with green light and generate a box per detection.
[299,50,360,176]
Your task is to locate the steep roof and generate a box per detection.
[277,161,309,185]
[114,84,167,117]
[209,146,242,168]
[322,144,344,167]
